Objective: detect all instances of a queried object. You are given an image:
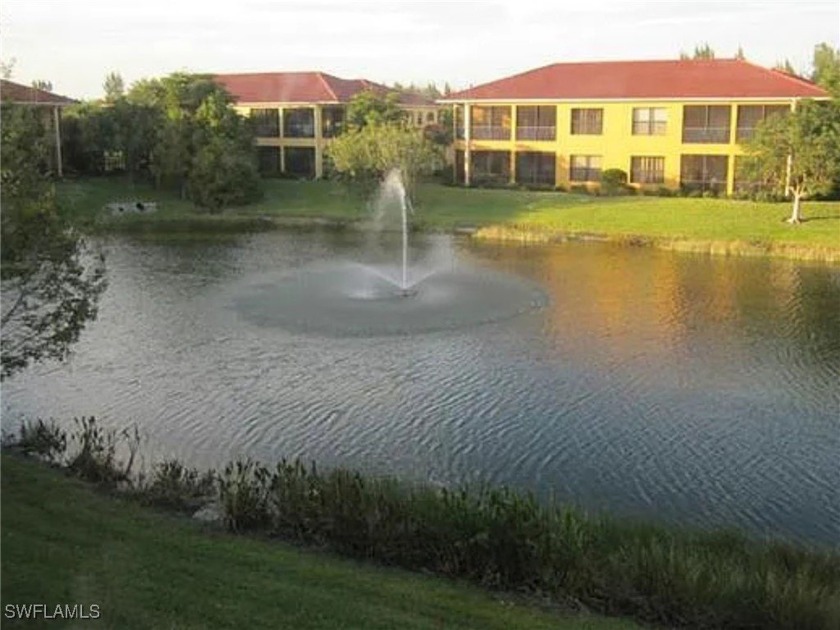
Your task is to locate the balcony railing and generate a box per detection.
[680,179,727,193]
[736,126,758,142]
[682,127,731,144]
[471,125,511,140]
[284,124,315,138]
[516,126,556,141]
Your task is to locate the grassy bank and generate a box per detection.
[0,454,636,630]
[6,419,840,629]
[56,177,840,260]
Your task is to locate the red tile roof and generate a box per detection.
[214,71,435,106]
[0,79,77,105]
[441,59,829,101]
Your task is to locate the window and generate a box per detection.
[257,146,281,176]
[471,151,510,184]
[283,108,315,138]
[682,105,731,143]
[251,108,280,137]
[569,155,602,182]
[516,152,556,186]
[571,108,603,135]
[322,106,345,138]
[416,113,424,126]
[680,155,728,192]
[284,147,316,178]
[632,108,667,135]
[516,106,556,141]
[426,111,435,123]
[630,156,665,184]
[471,106,511,140]
[455,106,465,139]
[736,105,789,141]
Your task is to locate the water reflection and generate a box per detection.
[3,232,839,546]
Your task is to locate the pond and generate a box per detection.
[3,231,839,546]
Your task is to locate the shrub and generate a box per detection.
[66,416,139,486]
[218,460,272,532]
[600,169,631,196]
[14,420,67,463]
[141,460,215,512]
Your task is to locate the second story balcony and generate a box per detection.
[516,126,556,141]
[682,126,731,144]
[471,125,511,141]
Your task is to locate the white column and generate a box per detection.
[314,105,324,179]
[464,103,472,187]
[53,106,63,178]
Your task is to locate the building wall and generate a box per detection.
[452,99,794,195]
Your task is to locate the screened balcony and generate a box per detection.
[251,108,280,138]
[470,106,511,141]
[516,106,556,141]
[680,154,728,193]
[682,105,731,144]
[735,105,789,142]
[283,107,315,138]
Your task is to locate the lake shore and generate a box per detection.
[58,177,840,262]
[1,453,635,630]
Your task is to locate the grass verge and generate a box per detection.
[56,177,840,261]
[0,454,637,630]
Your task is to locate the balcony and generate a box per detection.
[682,126,730,144]
[285,123,315,139]
[736,126,758,142]
[471,125,511,141]
[516,126,556,141]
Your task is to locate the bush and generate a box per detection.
[66,416,139,486]
[209,457,840,629]
[141,460,215,512]
[218,460,272,532]
[600,169,631,196]
[14,420,67,463]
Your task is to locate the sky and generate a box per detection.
[1,0,838,99]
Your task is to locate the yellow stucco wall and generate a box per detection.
[452,100,795,194]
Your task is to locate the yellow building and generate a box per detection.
[215,72,439,179]
[438,59,829,195]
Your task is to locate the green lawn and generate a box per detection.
[0,455,639,630]
[56,177,840,257]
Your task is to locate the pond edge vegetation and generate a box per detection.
[6,418,839,630]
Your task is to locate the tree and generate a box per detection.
[0,57,15,79]
[31,79,53,92]
[1,104,106,379]
[680,44,715,60]
[774,59,798,76]
[744,101,840,223]
[188,91,261,211]
[811,42,840,97]
[103,71,125,102]
[328,123,443,200]
[126,72,261,206]
[345,89,406,129]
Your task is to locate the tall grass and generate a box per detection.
[7,419,840,629]
[216,458,840,629]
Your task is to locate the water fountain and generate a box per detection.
[232,169,547,336]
